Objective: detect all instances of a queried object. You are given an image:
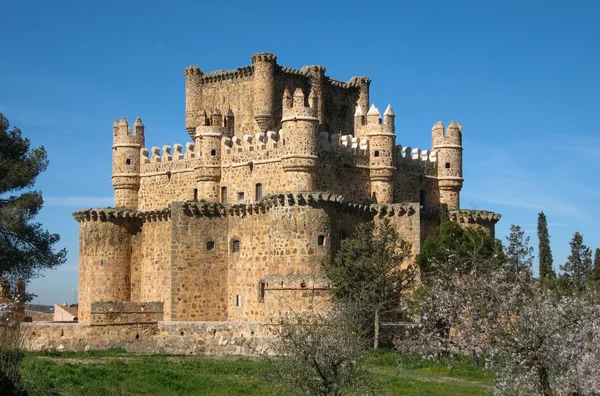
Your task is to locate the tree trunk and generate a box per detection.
[374,309,380,349]
[535,361,553,396]
[470,349,478,368]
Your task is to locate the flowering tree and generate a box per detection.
[265,307,376,396]
[400,223,600,395]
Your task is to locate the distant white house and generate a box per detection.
[53,304,78,322]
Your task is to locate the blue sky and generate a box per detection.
[1,1,598,304]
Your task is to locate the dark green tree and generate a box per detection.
[0,113,66,282]
[325,220,415,348]
[591,248,600,286]
[559,232,592,294]
[417,220,504,278]
[537,212,556,283]
[504,224,534,279]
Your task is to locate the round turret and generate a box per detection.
[77,214,135,324]
[366,105,396,204]
[184,66,204,138]
[251,53,277,133]
[112,117,144,208]
[432,121,463,210]
[194,110,226,201]
[280,87,319,192]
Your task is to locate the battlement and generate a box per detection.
[113,117,144,146]
[141,143,196,164]
[395,145,437,175]
[222,130,283,154]
[355,104,395,135]
[431,120,462,147]
[318,132,369,155]
[282,87,318,120]
[251,52,278,63]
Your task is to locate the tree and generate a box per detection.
[0,113,66,282]
[592,248,600,286]
[401,249,600,395]
[560,232,592,294]
[265,307,376,396]
[537,212,556,284]
[417,220,504,278]
[504,224,534,279]
[325,220,415,349]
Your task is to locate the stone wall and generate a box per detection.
[77,217,141,324]
[170,204,228,322]
[131,216,172,319]
[21,321,271,356]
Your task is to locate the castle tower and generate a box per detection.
[251,53,277,133]
[112,117,144,209]
[304,65,326,131]
[184,65,204,138]
[281,87,319,192]
[349,76,371,138]
[194,109,226,201]
[366,104,396,204]
[76,214,136,324]
[432,121,463,210]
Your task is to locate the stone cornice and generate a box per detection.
[72,208,171,223]
[449,209,502,225]
[73,193,421,223]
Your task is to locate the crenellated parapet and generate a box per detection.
[394,145,437,176]
[449,209,501,238]
[318,132,369,167]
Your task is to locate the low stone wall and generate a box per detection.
[20,321,272,355]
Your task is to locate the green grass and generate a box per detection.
[20,349,495,395]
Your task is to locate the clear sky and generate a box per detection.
[1,0,598,304]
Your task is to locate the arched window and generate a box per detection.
[317,235,325,246]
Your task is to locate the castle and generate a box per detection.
[73,53,501,327]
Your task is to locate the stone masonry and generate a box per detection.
[60,53,501,349]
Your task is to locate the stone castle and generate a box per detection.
[72,52,501,329]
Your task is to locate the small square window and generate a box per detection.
[125,159,131,166]
[232,240,240,253]
[207,241,215,251]
[445,162,451,169]
[374,150,380,157]
[237,192,245,203]
[210,149,217,157]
